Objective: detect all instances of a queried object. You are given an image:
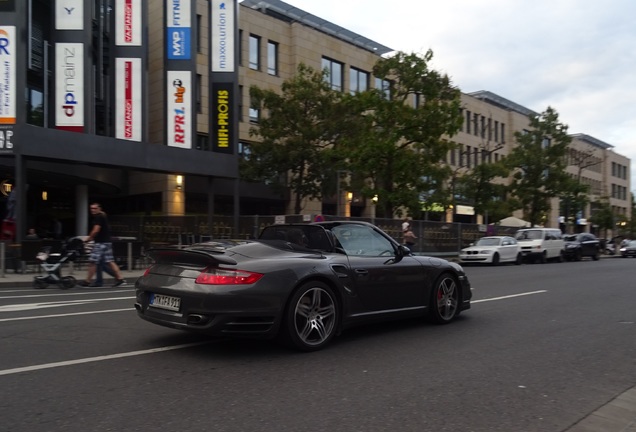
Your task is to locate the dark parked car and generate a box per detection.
[620,240,636,258]
[135,221,472,351]
[563,233,601,261]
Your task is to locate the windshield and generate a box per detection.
[475,238,501,246]
[515,230,542,241]
[563,235,577,242]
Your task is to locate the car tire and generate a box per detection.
[428,273,460,325]
[282,281,338,352]
[491,253,500,266]
[592,250,600,261]
[515,253,522,265]
[540,251,547,264]
[575,250,582,261]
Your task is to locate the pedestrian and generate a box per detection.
[403,225,417,252]
[81,203,126,287]
[26,228,39,239]
[94,255,117,287]
[402,218,410,232]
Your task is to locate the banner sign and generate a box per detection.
[0,125,14,154]
[116,58,142,141]
[55,43,84,132]
[211,82,233,153]
[210,0,235,72]
[116,0,142,46]
[166,0,191,60]
[0,26,16,125]
[56,0,84,30]
[167,71,191,148]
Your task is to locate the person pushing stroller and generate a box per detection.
[80,203,126,288]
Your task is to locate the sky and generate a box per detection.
[260,0,636,193]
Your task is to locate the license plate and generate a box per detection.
[149,294,181,311]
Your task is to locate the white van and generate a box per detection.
[514,228,565,263]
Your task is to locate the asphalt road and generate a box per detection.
[0,257,635,432]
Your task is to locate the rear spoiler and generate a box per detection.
[146,248,237,266]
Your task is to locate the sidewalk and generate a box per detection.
[0,268,147,288]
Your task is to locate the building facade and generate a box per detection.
[0,0,631,242]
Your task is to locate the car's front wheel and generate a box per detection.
[283,281,338,352]
[428,273,460,324]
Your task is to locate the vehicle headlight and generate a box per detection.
[620,248,627,252]
[566,244,577,249]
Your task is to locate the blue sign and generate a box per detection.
[167,28,191,59]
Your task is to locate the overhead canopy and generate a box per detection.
[499,216,531,227]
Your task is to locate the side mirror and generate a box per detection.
[393,244,408,263]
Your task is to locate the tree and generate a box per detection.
[506,107,571,226]
[589,196,615,239]
[342,50,463,218]
[242,64,349,214]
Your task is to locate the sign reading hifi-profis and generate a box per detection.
[167,71,191,148]
[0,26,16,125]
[55,43,84,132]
[212,82,233,153]
[166,0,191,60]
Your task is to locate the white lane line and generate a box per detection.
[0,342,212,376]
[473,290,547,303]
[0,297,136,312]
[0,308,133,322]
[0,289,132,299]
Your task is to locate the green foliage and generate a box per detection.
[242,64,349,214]
[590,196,615,237]
[505,107,571,226]
[341,50,463,217]
[456,160,511,222]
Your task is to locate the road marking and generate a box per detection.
[473,290,547,303]
[0,297,135,312]
[0,342,212,376]
[0,308,133,322]
[0,289,132,299]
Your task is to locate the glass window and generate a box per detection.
[349,67,369,94]
[249,95,259,123]
[322,57,343,91]
[465,110,471,134]
[249,35,260,70]
[196,74,202,114]
[267,41,278,75]
[196,14,202,53]
[374,77,391,100]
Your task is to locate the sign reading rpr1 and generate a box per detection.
[166,0,191,60]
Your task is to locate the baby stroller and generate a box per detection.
[33,237,85,289]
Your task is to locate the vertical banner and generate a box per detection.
[55,0,84,30]
[55,43,84,132]
[167,71,191,148]
[211,82,233,153]
[0,26,16,125]
[116,0,142,46]
[115,58,142,141]
[210,0,235,72]
[166,0,191,60]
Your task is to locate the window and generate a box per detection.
[238,30,243,66]
[196,15,202,53]
[480,116,485,138]
[249,35,260,70]
[465,110,471,134]
[501,123,505,143]
[465,146,471,168]
[473,113,479,136]
[238,142,251,160]
[267,41,278,75]
[238,85,244,122]
[249,95,260,122]
[494,121,499,141]
[196,74,202,113]
[196,134,209,151]
[374,77,391,99]
[450,148,456,166]
[322,57,343,91]
[349,67,369,94]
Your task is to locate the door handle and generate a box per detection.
[354,269,369,275]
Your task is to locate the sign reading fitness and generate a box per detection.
[0,26,16,125]
[167,71,191,148]
[166,0,191,60]
[210,0,235,72]
[55,43,84,132]
[212,82,233,153]
[116,58,142,141]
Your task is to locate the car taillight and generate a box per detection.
[143,266,153,277]
[195,268,264,285]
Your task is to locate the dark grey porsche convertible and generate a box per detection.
[134,221,472,351]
